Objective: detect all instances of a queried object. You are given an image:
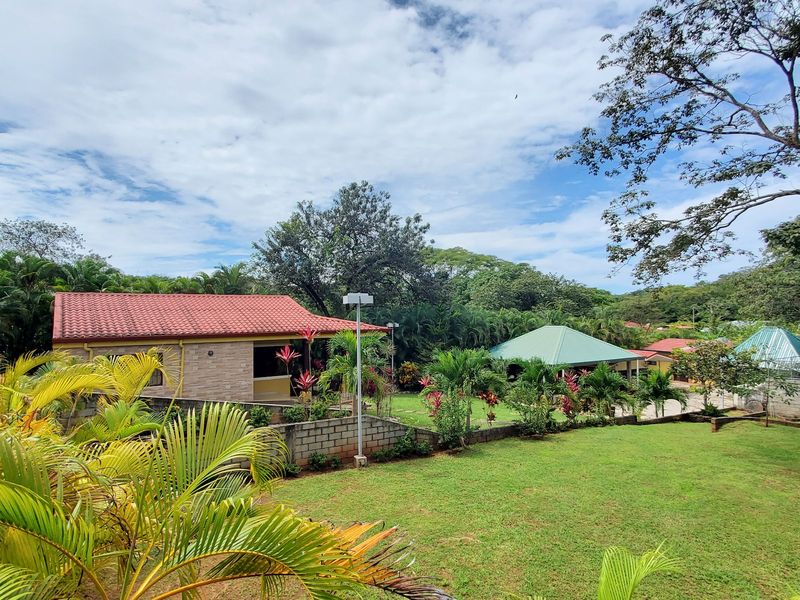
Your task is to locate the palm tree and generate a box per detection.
[426,348,504,441]
[0,351,110,436]
[579,362,631,417]
[636,370,688,418]
[503,359,566,436]
[0,402,446,599]
[319,330,388,413]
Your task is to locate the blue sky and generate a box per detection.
[0,0,795,292]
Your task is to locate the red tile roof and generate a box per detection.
[53,292,386,343]
[627,349,673,361]
[641,338,697,353]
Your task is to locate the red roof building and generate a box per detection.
[53,292,385,343]
[53,292,385,403]
[641,338,698,355]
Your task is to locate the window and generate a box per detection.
[253,346,286,378]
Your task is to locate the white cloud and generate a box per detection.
[0,0,793,291]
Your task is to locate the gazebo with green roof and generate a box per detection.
[490,325,640,376]
[735,326,800,375]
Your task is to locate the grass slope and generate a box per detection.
[274,422,800,599]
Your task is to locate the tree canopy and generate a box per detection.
[0,218,87,263]
[558,0,800,283]
[252,181,438,316]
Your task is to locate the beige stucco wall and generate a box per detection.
[59,340,256,403]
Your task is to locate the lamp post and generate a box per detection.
[386,322,399,382]
[343,292,373,467]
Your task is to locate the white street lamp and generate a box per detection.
[386,322,400,383]
[343,292,373,467]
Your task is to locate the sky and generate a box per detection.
[0,0,796,293]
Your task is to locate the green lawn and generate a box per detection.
[273,422,800,599]
[367,392,518,429]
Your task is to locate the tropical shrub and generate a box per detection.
[504,359,565,436]
[281,405,307,423]
[320,330,389,414]
[579,362,631,416]
[308,451,329,471]
[505,384,551,436]
[425,392,469,449]
[397,361,421,390]
[283,462,301,477]
[698,403,724,417]
[329,456,342,469]
[424,348,505,441]
[0,352,446,599]
[248,405,272,427]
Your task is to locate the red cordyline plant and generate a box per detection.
[478,391,499,425]
[297,327,318,342]
[418,374,433,390]
[276,345,300,374]
[294,370,318,392]
[559,372,581,419]
[426,391,443,417]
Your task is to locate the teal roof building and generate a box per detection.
[735,327,800,371]
[490,325,639,367]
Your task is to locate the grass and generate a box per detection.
[273,421,800,599]
[367,392,518,429]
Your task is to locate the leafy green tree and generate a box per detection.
[671,340,754,408]
[253,181,437,316]
[0,252,62,359]
[558,0,800,283]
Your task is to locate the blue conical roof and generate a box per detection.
[735,327,800,369]
[490,325,638,367]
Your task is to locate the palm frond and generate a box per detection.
[0,564,36,600]
[597,544,680,600]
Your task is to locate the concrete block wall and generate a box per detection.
[271,415,429,467]
[181,341,253,402]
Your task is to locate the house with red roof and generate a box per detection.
[641,338,698,355]
[52,292,385,403]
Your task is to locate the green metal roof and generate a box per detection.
[490,325,639,367]
[735,327,800,369]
